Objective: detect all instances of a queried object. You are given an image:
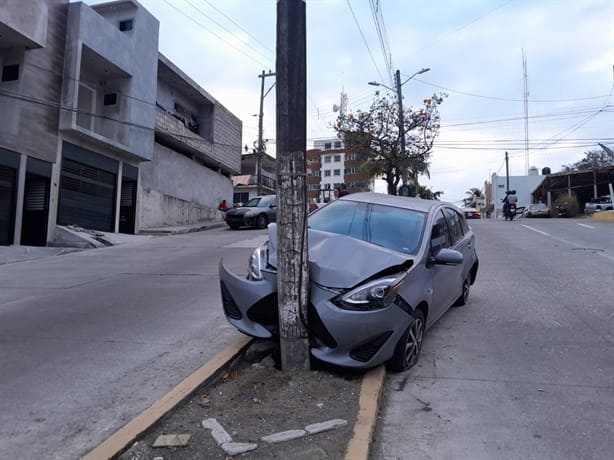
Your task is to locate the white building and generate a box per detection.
[491,166,546,218]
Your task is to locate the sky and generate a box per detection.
[88,0,613,203]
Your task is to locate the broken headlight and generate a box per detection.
[334,272,407,311]
[247,243,268,281]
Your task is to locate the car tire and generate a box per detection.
[387,309,425,372]
[255,214,268,229]
[228,224,239,230]
[453,275,471,307]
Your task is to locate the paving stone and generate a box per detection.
[152,434,191,448]
[305,418,348,435]
[202,418,232,445]
[261,429,306,444]
[221,442,258,455]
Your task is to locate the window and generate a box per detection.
[1,64,19,82]
[119,19,133,31]
[333,169,340,176]
[324,142,332,149]
[444,208,464,245]
[334,141,342,148]
[345,168,358,175]
[334,155,341,162]
[324,170,331,177]
[103,93,117,106]
[430,210,451,252]
[324,156,331,163]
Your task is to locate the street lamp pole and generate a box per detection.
[369,67,430,190]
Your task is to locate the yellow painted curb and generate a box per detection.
[345,365,387,460]
[592,210,614,222]
[82,335,252,460]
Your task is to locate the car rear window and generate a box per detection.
[308,200,426,255]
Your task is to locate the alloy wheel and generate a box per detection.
[404,317,424,368]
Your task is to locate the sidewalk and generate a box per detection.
[0,219,225,266]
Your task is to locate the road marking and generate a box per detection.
[520,224,551,237]
[577,223,595,229]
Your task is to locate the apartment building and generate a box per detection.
[307,138,373,203]
[0,0,241,245]
[231,152,276,205]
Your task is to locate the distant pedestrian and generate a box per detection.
[218,200,229,212]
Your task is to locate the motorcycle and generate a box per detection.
[505,203,517,221]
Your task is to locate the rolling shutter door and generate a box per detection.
[58,158,116,231]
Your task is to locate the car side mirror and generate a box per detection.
[430,248,463,265]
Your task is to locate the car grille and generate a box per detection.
[308,304,337,348]
[350,331,393,362]
[247,293,278,326]
[220,281,242,320]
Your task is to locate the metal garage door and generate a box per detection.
[58,158,116,231]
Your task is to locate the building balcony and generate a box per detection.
[155,106,236,175]
[0,1,48,50]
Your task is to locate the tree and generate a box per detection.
[334,92,446,195]
[464,187,483,208]
[561,148,614,172]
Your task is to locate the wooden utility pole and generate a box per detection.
[257,70,275,195]
[276,0,310,371]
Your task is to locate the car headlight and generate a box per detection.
[247,243,268,281]
[333,272,407,311]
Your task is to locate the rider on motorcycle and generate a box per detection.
[502,190,518,218]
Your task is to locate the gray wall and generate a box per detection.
[138,142,233,228]
[213,103,242,173]
[0,0,49,48]
[0,0,67,164]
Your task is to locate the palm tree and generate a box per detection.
[465,188,483,208]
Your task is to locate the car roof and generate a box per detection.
[338,192,451,213]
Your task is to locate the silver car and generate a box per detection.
[219,193,479,371]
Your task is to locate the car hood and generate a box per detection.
[227,207,256,215]
[266,223,413,289]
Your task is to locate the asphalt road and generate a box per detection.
[0,227,267,460]
[373,218,614,460]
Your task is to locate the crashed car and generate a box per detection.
[219,193,479,371]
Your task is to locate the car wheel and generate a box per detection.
[255,214,268,229]
[453,276,471,307]
[228,223,239,230]
[387,309,425,372]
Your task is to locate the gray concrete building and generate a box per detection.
[0,0,241,245]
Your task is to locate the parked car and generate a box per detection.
[219,193,479,371]
[523,203,551,218]
[584,196,613,215]
[224,195,277,229]
[461,207,481,219]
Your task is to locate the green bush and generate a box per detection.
[552,195,579,217]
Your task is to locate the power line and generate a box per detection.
[160,0,271,68]
[345,0,387,85]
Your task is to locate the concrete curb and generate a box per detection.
[592,210,614,222]
[345,366,387,460]
[139,222,226,235]
[82,336,252,460]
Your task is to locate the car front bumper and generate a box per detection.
[219,260,413,369]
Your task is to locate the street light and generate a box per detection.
[369,67,430,188]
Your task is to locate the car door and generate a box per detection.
[427,209,458,325]
[444,207,473,285]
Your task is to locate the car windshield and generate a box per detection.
[245,197,274,208]
[308,200,426,255]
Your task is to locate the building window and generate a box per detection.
[1,64,19,82]
[334,141,342,148]
[334,155,341,162]
[333,169,340,176]
[345,168,358,174]
[324,156,331,163]
[313,171,321,177]
[104,93,118,106]
[119,19,133,31]
[324,170,331,177]
[347,153,357,161]
[324,142,332,149]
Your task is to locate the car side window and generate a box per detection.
[430,210,451,252]
[444,208,464,245]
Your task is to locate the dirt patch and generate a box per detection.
[119,344,362,459]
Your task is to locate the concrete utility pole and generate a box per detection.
[276,0,310,371]
[395,70,406,186]
[257,70,276,195]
